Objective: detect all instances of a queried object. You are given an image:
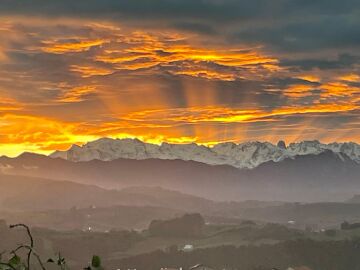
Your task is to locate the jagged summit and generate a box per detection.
[277,140,286,149]
[49,138,360,169]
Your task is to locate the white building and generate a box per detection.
[183,244,194,252]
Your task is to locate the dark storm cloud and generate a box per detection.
[0,0,278,21]
[281,54,360,71]
[0,48,86,103]
[171,22,217,35]
[234,16,360,53]
[269,77,321,87]
[1,0,359,54]
[1,0,358,20]
[1,0,359,56]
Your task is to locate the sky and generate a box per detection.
[0,0,359,156]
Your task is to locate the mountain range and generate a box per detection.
[1,147,360,202]
[50,138,360,169]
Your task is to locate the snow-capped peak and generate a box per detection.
[50,138,360,169]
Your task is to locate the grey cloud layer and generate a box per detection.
[2,0,359,68]
[1,0,358,19]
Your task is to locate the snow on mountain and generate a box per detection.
[211,141,287,168]
[327,142,360,163]
[287,141,360,163]
[50,138,360,169]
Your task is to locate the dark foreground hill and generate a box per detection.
[2,214,356,270]
[113,239,360,270]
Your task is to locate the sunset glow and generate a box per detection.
[0,1,359,156]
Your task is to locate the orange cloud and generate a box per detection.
[95,31,279,80]
[0,113,99,156]
[0,112,198,156]
[284,84,315,98]
[70,65,114,77]
[0,97,23,111]
[58,86,97,103]
[123,103,357,124]
[42,39,106,54]
[0,98,358,157]
[337,73,360,83]
[321,81,359,97]
[0,47,6,61]
[174,69,236,81]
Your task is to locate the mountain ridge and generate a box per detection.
[49,138,360,169]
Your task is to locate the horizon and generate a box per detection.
[2,136,359,158]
